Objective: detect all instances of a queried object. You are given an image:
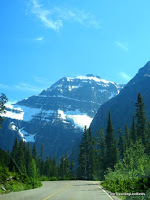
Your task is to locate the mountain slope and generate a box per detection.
[91,62,150,134]
[0,75,123,159]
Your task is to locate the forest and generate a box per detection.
[78,92,150,199]
[0,92,150,199]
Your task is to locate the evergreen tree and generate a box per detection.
[113,138,119,166]
[0,93,8,129]
[63,153,70,179]
[87,127,97,180]
[105,112,118,169]
[77,126,89,179]
[16,140,26,175]
[32,143,37,160]
[40,144,44,160]
[25,143,32,176]
[0,149,10,168]
[9,138,22,173]
[97,128,106,179]
[44,157,51,177]
[130,115,137,143]
[135,92,147,145]
[11,138,19,161]
[40,144,44,176]
[51,157,58,178]
[118,128,124,160]
[70,159,75,179]
[59,156,65,179]
[124,124,131,152]
[145,122,150,155]
[28,158,37,178]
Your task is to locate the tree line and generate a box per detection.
[77,92,150,198]
[1,92,150,198]
[0,139,75,181]
[0,93,75,190]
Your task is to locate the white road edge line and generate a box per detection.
[98,185,114,200]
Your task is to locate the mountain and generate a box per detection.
[91,62,150,134]
[0,75,123,160]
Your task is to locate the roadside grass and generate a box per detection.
[0,166,42,195]
[38,176,58,181]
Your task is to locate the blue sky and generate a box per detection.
[1,0,150,102]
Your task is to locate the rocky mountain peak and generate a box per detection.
[1,74,124,159]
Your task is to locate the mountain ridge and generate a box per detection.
[91,62,150,135]
[0,74,124,159]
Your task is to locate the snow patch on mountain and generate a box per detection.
[3,105,41,121]
[38,95,101,105]
[5,103,92,129]
[144,74,150,77]
[20,129,35,142]
[8,122,17,131]
[57,109,93,129]
[109,92,116,99]
[58,110,66,120]
[66,75,114,85]
[67,114,92,129]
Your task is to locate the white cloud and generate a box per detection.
[33,76,52,85]
[14,83,43,93]
[27,0,101,31]
[29,0,63,31]
[6,100,17,108]
[56,8,101,29]
[0,82,43,93]
[115,41,128,51]
[35,37,44,41]
[0,83,13,90]
[119,72,131,81]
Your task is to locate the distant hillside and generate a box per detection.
[91,62,150,134]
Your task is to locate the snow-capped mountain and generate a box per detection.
[0,74,124,159]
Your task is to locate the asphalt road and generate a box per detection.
[0,181,113,200]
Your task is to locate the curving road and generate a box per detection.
[0,181,113,200]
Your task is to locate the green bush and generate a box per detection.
[102,142,150,193]
[50,177,58,181]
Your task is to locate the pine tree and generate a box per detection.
[130,115,137,143]
[87,127,97,180]
[40,144,44,176]
[44,157,51,177]
[145,122,150,155]
[97,128,106,179]
[40,144,44,160]
[25,143,32,176]
[0,93,8,129]
[63,153,70,179]
[51,157,58,178]
[59,156,65,179]
[135,92,147,145]
[16,140,26,175]
[124,124,131,152]
[32,143,37,160]
[105,112,118,169]
[77,126,89,179]
[70,159,75,179]
[9,138,23,173]
[11,138,19,161]
[28,158,37,178]
[118,128,124,160]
